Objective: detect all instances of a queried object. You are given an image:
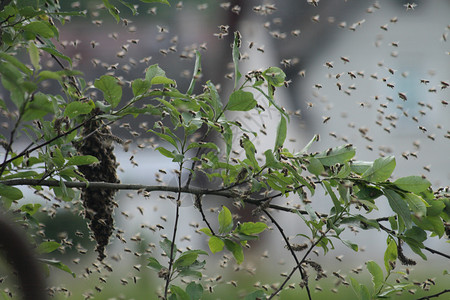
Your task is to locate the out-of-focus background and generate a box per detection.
[1,0,449,298]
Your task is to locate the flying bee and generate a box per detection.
[340,56,350,63]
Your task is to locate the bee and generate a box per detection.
[404,3,417,10]
[340,56,350,63]
[311,14,320,23]
[325,61,334,68]
[291,29,301,36]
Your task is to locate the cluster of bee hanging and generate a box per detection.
[75,115,120,261]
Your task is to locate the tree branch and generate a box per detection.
[0,179,300,213]
[264,209,311,300]
[416,289,450,300]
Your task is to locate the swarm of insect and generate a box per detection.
[74,115,120,261]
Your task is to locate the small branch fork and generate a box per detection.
[263,209,312,300]
[163,163,184,299]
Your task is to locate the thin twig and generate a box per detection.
[164,162,184,299]
[195,194,215,235]
[0,94,29,177]
[264,209,311,300]
[416,289,450,300]
[0,114,96,170]
[376,223,450,260]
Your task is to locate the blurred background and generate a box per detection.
[1,0,449,298]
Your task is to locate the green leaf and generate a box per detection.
[170,285,190,300]
[384,189,412,229]
[427,200,445,216]
[405,226,427,243]
[227,90,257,111]
[102,0,120,22]
[40,47,72,66]
[178,268,202,278]
[0,184,24,200]
[242,138,258,169]
[224,239,244,264]
[208,236,224,253]
[64,101,93,118]
[232,31,241,89]
[350,277,362,299]
[341,239,359,251]
[118,0,138,14]
[298,134,319,154]
[94,75,122,108]
[355,185,383,200]
[38,70,61,81]
[360,284,371,300]
[173,252,199,269]
[403,237,427,260]
[187,142,219,152]
[378,283,415,297]
[394,176,431,194]
[145,64,166,82]
[384,236,397,272]
[236,222,267,235]
[274,115,287,150]
[151,76,175,85]
[20,203,41,215]
[37,241,61,254]
[404,193,427,216]
[366,260,384,292]
[39,259,75,277]
[67,155,99,166]
[323,181,342,213]
[1,171,38,180]
[0,62,25,107]
[361,156,396,182]
[413,215,444,238]
[132,78,151,96]
[148,129,179,149]
[199,227,212,237]
[23,21,55,38]
[147,257,163,271]
[262,67,286,87]
[218,206,233,234]
[140,0,170,5]
[0,52,32,76]
[307,157,325,176]
[155,146,175,159]
[28,41,40,71]
[205,81,222,118]
[350,161,373,175]
[186,282,203,300]
[223,123,233,159]
[160,238,177,259]
[21,93,54,121]
[187,51,202,95]
[316,145,356,166]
